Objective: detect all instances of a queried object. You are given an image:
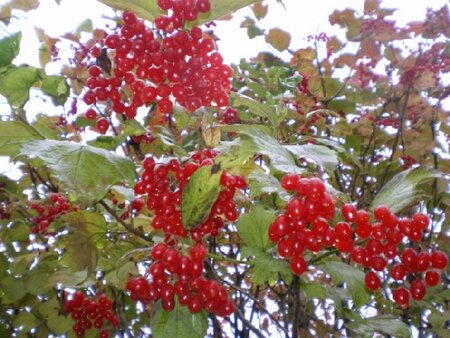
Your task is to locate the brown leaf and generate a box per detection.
[364,0,380,14]
[265,28,291,52]
[251,2,268,20]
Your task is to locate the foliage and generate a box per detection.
[0,0,449,337]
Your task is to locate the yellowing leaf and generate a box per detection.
[265,28,291,52]
[9,0,39,11]
[251,2,268,20]
[96,0,160,21]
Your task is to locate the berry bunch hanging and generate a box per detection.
[29,193,78,234]
[64,291,119,338]
[128,149,246,316]
[82,0,232,134]
[273,173,448,309]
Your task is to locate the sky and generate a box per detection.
[3,0,450,65]
[1,0,449,179]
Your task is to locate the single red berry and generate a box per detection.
[341,203,357,222]
[410,278,426,301]
[393,287,410,308]
[431,250,448,269]
[424,270,441,287]
[364,271,381,291]
[290,255,307,275]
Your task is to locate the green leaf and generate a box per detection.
[97,0,160,21]
[64,233,98,275]
[0,66,40,107]
[236,204,276,251]
[302,282,327,299]
[248,171,291,202]
[151,302,208,338]
[13,311,36,332]
[40,75,70,105]
[47,315,73,335]
[182,165,222,229]
[320,261,371,308]
[20,140,136,203]
[241,246,292,285]
[60,211,106,234]
[87,136,117,150]
[370,167,442,213]
[265,28,291,52]
[347,315,410,338]
[239,127,302,174]
[1,276,26,302]
[285,144,339,173]
[231,92,284,127]
[188,0,263,27]
[0,32,21,66]
[115,119,147,145]
[0,120,44,156]
[25,271,49,295]
[105,261,138,289]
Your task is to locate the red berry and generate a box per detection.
[341,203,357,222]
[431,250,448,269]
[410,278,426,301]
[290,255,307,275]
[364,271,381,291]
[424,270,440,287]
[281,173,299,191]
[393,287,410,308]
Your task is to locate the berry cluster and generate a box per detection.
[126,242,234,316]
[273,174,448,309]
[128,150,246,316]
[64,291,119,337]
[346,204,449,308]
[134,150,246,241]
[83,1,232,134]
[270,174,336,275]
[29,193,77,234]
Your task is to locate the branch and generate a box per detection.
[99,200,152,242]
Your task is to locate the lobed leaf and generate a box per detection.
[320,261,371,308]
[0,120,44,157]
[0,66,40,107]
[151,302,208,338]
[370,167,442,213]
[20,140,136,204]
[347,315,410,338]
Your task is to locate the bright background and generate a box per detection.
[0,0,449,179]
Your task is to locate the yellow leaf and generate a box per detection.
[9,0,39,11]
[265,28,291,52]
[251,2,268,20]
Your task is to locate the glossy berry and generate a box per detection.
[364,271,381,291]
[431,250,448,269]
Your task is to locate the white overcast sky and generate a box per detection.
[3,0,449,65]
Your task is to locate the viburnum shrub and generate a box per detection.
[0,0,449,337]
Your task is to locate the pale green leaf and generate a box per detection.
[151,302,208,338]
[231,92,283,127]
[97,0,160,21]
[40,75,70,105]
[64,233,98,275]
[241,246,292,285]
[0,120,44,156]
[320,261,371,308]
[236,204,276,251]
[347,315,410,338]
[20,140,136,203]
[0,66,39,107]
[182,165,222,229]
[285,143,339,173]
[239,127,302,174]
[371,167,442,213]
[248,171,291,202]
[13,311,36,332]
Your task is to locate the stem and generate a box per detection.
[99,200,152,242]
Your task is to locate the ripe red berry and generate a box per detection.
[364,271,381,291]
[431,250,448,269]
[393,287,410,308]
[410,278,426,301]
[341,203,357,222]
[424,270,440,287]
[290,255,307,275]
